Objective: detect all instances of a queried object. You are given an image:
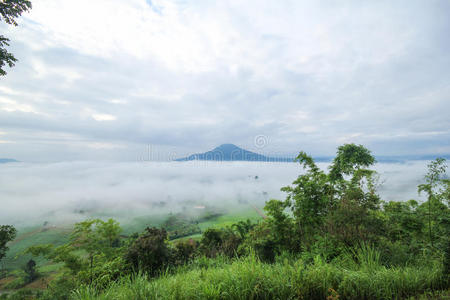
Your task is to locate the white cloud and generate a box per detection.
[0,97,39,114]
[0,0,448,160]
[0,160,430,226]
[92,113,117,122]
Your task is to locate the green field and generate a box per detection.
[2,226,71,270]
[2,205,262,273]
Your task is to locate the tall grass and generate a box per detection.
[72,252,447,300]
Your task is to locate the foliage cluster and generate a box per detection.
[161,214,201,240]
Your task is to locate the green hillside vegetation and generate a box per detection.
[1,144,449,299]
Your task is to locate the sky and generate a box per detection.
[0,0,449,161]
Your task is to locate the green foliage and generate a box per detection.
[3,273,26,290]
[162,214,201,240]
[2,288,34,300]
[418,158,449,248]
[6,145,450,299]
[231,219,256,239]
[23,259,37,283]
[173,239,198,265]
[26,243,83,275]
[77,256,128,290]
[71,219,122,260]
[2,225,71,270]
[199,228,240,258]
[240,222,277,263]
[383,200,424,242]
[263,199,298,252]
[282,151,333,237]
[444,239,450,277]
[198,221,256,259]
[71,253,447,300]
[329,143,376,180]
[0,0,32,75]
[265,144,381,251]
[39,274,77,300]
[0,0,32,25]
[0,225,17,262]
[124,227,171,276]
[24,218,125,293]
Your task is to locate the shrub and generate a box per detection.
[124,227,171,276]
[24,259,38,283]
[199,228,242,258]
[173,239,198,265]
[39,275,77,300]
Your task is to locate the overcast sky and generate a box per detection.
[0,0,449,161]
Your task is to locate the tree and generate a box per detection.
[70,219,122,283]
[124,227,172,276]
[24,259,37,282]
[0,0,32,76]
[418,158,448,247]
[329,143,375,181]
[231,219,256,239]
[0,225,17,262]
[280,151,334,241]
[25,218,123,286]
[264,144,381,250]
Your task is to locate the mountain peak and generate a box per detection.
[213,144,242,151]
[175,144,293,162]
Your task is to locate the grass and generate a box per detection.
[196,209,260,231]
[121,215,168,236]
[71,252,448,300]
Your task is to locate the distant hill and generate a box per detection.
[175,145,450,163]
[175,144,294,162]
[0,158,19,164]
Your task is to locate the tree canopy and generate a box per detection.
[0,224,17,262]
[0,0,32,76]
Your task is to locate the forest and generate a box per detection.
[0,144,449,299]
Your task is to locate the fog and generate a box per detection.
[0,160,429,227]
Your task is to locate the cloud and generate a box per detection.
[91,113,117,122]
[0,0,449,161]
[0,160,430,226]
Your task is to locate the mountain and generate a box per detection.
[175,144,294,162]
[175,145,450,163]
[0,158,19,164]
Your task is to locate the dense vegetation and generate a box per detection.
[1,144,449,299]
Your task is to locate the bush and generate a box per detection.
[239,223,277,263]
[24,259,38,283]
[199,228,242,258]
[3,276,26,290]
[4,289,34,300]
[173,239,198,265]
[124,227,171,276]
[39,275,77,300]
[162,214,201,240]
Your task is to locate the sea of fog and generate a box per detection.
[0,160,429,227]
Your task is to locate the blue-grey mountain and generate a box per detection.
[0,158,19,164]
[175,144,294,162]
